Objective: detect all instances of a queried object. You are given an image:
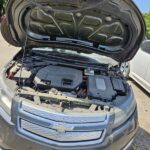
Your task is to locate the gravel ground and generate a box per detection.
[0,33,150,150]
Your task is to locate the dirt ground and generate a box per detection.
[129,80,150,150]
[0,33,150,150]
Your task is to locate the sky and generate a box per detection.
[134,0,150,13]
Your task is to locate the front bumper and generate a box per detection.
[0,105,138,150]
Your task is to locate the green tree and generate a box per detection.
[144,13,150,39]
[0,0,7,17]
[0,0,4,16]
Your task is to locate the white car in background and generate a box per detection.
[121,40,150,93]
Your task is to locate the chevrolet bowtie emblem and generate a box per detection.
[49,123,74,132]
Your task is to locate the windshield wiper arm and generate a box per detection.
[32,51,108,67]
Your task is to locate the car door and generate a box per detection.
[145,64,150,93]
[144,41,150,91]
[130,40,150,89]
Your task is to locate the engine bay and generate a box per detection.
[6,52,128,112]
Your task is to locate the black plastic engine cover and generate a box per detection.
[88,75,117,101]
[34,66,82,91]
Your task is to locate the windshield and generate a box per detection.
[32,47,118,66]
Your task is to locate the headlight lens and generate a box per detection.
[0,89,12,115]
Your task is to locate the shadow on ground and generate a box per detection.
[131,127,150,150]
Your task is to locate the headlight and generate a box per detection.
[0,89,12,115]
[113,89,137,129]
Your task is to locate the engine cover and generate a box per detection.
[34,66,82,91]
[88,75,117,101]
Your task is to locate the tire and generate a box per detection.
[120,62,130,78]
[1,18,19,46]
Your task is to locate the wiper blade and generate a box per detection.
[23,57,108,71]
[32,51,108,67]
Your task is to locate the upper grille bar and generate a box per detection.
[21,101,107,123]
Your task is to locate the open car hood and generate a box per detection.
[5,0,145,62]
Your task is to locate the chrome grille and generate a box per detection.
[21,119,102,142]
[17,101,109,146]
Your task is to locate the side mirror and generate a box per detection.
[141,40,150,53]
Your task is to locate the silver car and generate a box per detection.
[0,0,145,150]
